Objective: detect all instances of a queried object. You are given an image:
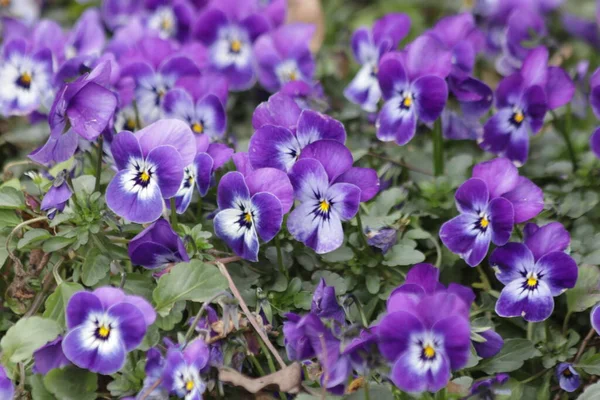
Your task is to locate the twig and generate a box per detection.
[183,290,230,346]
[4,216,48,275]
[216,261,286,369]
[25,258,64,317]
[574,328,596,363]
[139,378,162,400]
[218,363,302,394]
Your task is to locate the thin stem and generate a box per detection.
[25,258,64,317]
[139,378,162,400]
[132,100,142,130]
[574,328,596,363]
[248,354,267,376]
[94,135,104,193]
[364,379,370,400]
[551,107,578,172]
[432,118,444,177]
[257,337,286,400]
[183,291,229,346]
[475,265,492,292]
[170,198,178,229]
[275,235,286,278]
[355,212,370,250]
[562,311,572,335]
[519,368,549,384]
[527,322,534,341]
[196,196,203,222]
[52,257,65,284]
[4,216,48,275]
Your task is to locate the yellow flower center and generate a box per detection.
[244,212,252,223]
[161,18,172,31]
[125,118,137,131]
[192,122,204,134]
[319,200,330,213]
[185,380,194,391]
[480,216,489,228]
[423,344,435,359]
[230,40,242,53]
[402,96,412,108]
[563,368,572,377]
[140,171,150,182]
[18,72,32,86]
[527,276,538,287]
[289,71,297,81]
[514,111,524,124]
[98,325,110,338]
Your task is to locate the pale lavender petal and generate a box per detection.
[454,178,489,214]
[245,168,294,214]
[495,279,554,322]
[335,167,380,202]
[67,83,117,140]
[502,177,543,223]
[106,303,147,350]
[296,110,346,147]
[377,311,424,361]
[537,252,578,296]
[252,92,302,130]
[299,140,353,183]
[376,99,416,145]
[106,170,165,223]
[207,144,233,170]
[111,131,143,171]
[217,171,250,210]
[146,146,185,199]
[62,326,126,375]
[288,158,330,203]
[327,182,361,220]
[213,208,259,261]
[372,13,411,48]
[390,351,449,393]
[66,292,104,330]
[520,46,549,87]
[405,34,452,80]
[472,158,519,199]
[350,27,373,64]
[92,287,125,309]
[248,125,298,172]
[136,119,197,166]
[251,192,283,242]
[490,243,535,285]
[405,263,440,293]
[287,202,344,254]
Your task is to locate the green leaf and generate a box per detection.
[155,301,185,330]
[81,248,110,286]
[567,265,600,313]
[153,260,228,316]
[578,382,600,400]
[311,271,347,295]
[43,366,98,400]
[583,249,600,265]
[404,229,431,240]
[576,353,600,375]
[17,228,52,249]
[0,209,21,228]
[321,246,354,263]
[43,236,76,253]
[29,374,57,400]
[346,384,394,400]
[0,187,24,209]
[43,282,83,327]
[293,292,313,310]
[366,274,380,294]
[480,339,540,374]
[383,244,425,266]
[0,317,61,363]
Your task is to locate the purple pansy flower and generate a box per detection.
[193,0,271,91]
[592,303,600,335]
[491,226,578,322]
[345,13,411,112]
[287,141,369,254]
[120,37,202,124]
[30,60,118,165]
[281,80,328,111]
[0,38,53,116]
[254,23,316,92]
[378,270,471,393]
[556,363,580,393]
[213,169,292,261]
[311,278,345,325]
[173,134,233,214]
[40,176,72,220]
[0,365,14,400]
[33,336,71,375]
[365,227,397,254]
[258,0,286,27]
[375,35,451,145]
[473,329,504,359]
[101,0,144,31]
[282,312,316,361]
[469,374,511,399]
[249,94,346,173]
[343,328,380,374]
[480,46,575,165]
[162,339,210,400]
[62,287,156,375]
[138,348,169,399]
[106,119,195,223]
[163,89,226,140]
[145,0,196,42]
[64,9,106,61]
[128,218,189,269]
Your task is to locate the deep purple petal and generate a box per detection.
[373,13,411,48]
[473,330,504,359]
[252,92,302,130]
[217,171,250,210]
[502,176,543,223]
[66,292,104,330]
[146,145,185,199]
[335,167,380,202]
[33,336,71,375]
[111,131,143,171]
[405,34,452,80]
[488,197,514,246]
[591,127,600,159]
[106,170,165,223]
[490,242,535,285]
[251,192,283,242]
[245,168,294,214]
[248,125,297,172]
[537,252,578,295]
[299,140,353,183]
[449,76,494,118]
[194,153,215,197]
[439,214,481,264]
[376,99,416,145]
[412,75,448,123]
[377,53,408,100]
[495,279,554,322]
[193,8,229,45]
[432,316,471,369]
[67,83,117,140]
[455,178,490,214]
[62,326,126,375]
[136,119,197,166]
[495,74,525,109]
[106,303,147,350]
[327,182,361,221]
[296,110,346,147]
[472,158,519,199]
[405,263,440,293]
[545,67,575,110]
[556,363,581,392]
[213,208,259,261]
[377,311,424,361]
[592,305,600,335]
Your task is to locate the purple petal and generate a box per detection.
[480,110,515,155]
[252,92,302,130]
[176,73,229,106]
[217,171,250,210]
[503,124,530,167]
[106,302,147,350]
[196,94,227,139]
[296,110,346,148]
[405,34,452,80]
[245,168,294,214]
[193,8,229,45]
[299,140,353,183]
[163,87,194,118]
[495,74,525,109]
[288,158,330,202]
[472,158,519,199]
[248,125,297,172]
[390,350,450,393]
[523,85,548,133]
[442,110,481,141]
[123,295,157,327]
[592,127,600,159]
[92,287,125,309]
[111,131,143,171]
[449,76,494,118]
[556,363,581,393]
[439,214,480,259]
[405,263,440,293]
[252,192,283,242]
[67,83,117,141]
[537,252,578,295]
[136,119,197,166]
[350,27,374,64]
[373,13,411,48]
[473,329,504,359]
[213,208,259,261]
[146,146,185,199]
[327,183,361,220]
[376,99,417,145]
[488,197,514,246]
[29,129,79,166]
[545,67,575,110]
[495,279,554,322]
[592,305,600,335]
[33,336,71,375]
[416,291,471,327]
[377,54,408,100]
[233,152,253,176]
[335,167,380,202]
[455,178,490,214]
[344,64,381,112]
[106,170,165,224]
[490,243,535,285]
[377,311,424,361]
[287,202,344,254]
[194,153,215,197]
[207,143,233,170]
[159,56,201,80]
[432,315,471,369]
[66,292,104,330]
[412,75,448,123]
[502,176,543,223]
[387,289,422,313]
[62,325,126,375]
[520,46,549,87]
[184,339,210,370]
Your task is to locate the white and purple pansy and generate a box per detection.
[287,140,378,254]
[214,169,293,261]
[0,38,54,116]
[491,224,578,322]
[128,218,190,269]
[0,365,14,400]
[173,133,233,214]
[194,0,270,91]
[162,339,210,400]
[254,23,316,92]
[556,363,580,393]
[106,119,196,224]
[345,13,411,112]
[375,35,452,145]
[62,287,156,375]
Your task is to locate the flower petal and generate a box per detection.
[376,98,417,145]
[412,75,448,123]
[455,178,489,214]
[377,53,408,100]
[194,153,215,197]
[490,243,535,285]
[536,252,578,296]
[62,325,126,375]
[252,192,283,242]
[66,292,104,330]
[136,119,197,166]
[502,177,543,224]
[111,131,143,171]
[299,140,353,183]
[590,127,600,159]
[288,158,330,203]
[405,34,452,79]
[106,169,165,224]
[335,167,380,202]
[248,125,298,172]
[213,208,259,261]
[296,110,346,148]
[252,92,301,130]
[473,329,504,359]
[472,158,519,199]
[546,67,575,110]
[245,168,294,214]
[377,311,424,362]
[146,145,185,199]
[107,302,147,351]
[217,171,250,210]
[432,316,471,370]
[327,182,361,220]
[488,197,514,246]
[495,279,554,322]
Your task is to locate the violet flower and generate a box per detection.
[378,285,471,392]
[128,218,189,269]
[249,93,346,173]
[345,13,411,112]
[101,0,144,31]
[556,363,580,393]
[258,0,286,28]
[469,374,510,399]
[40,176,72,220]
[106,120,196,223]
[311,278,345,324]
[280,80,328,111]
[0,38,53,116]
[145,0,196,42]
[162,339,210,400]
[0,365,14,400]
[213,169,293,261]
[138,348,169,399]
[63,9,106,61]
[163,89,226,141]
[62,287,156,375]
[592,303,600,335]
[33,336,71,375]
[473,329,504,359]
[479,46,575,165]
[375,35,451,145]
[287,140,376,254]
[491,223,578,322]
[342,328,380,374]
[254,23,316,92]
[282,313,316,362]
[30,60,118,165]
[365,227,397,254]
[193,0,271,91]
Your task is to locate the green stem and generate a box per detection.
[248,354,267,376]
[132,100,142,130]
[552,106,578,172]
[94,135,104,193]
[562,311,572,335]
[170,198,178,229]
[355,212,370,250]
[275,235,286,278]
[476,265,492,292]
[257,337,285,400]
[527,321,534,341]
[519,368,548,384]
[364,378,370,400]
[432,118,444,177]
